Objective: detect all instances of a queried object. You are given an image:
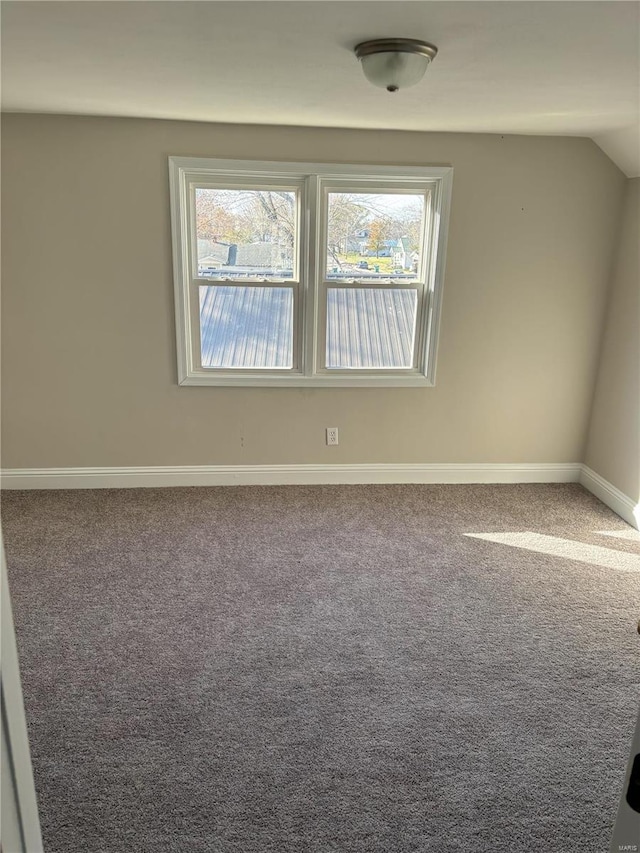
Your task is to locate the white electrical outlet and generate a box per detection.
[326,427,339,446]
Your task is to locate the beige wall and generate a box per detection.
[585,178,640,501]
[0,115,626,468]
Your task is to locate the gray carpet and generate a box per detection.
[2,483,639,853]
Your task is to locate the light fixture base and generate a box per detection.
[354,38,438,63]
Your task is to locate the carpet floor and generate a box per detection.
[2,483,639,853]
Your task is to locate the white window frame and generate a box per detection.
[169,157,453,387]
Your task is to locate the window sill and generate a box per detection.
[179,372,435,388]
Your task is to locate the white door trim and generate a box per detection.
[1,533,43,852]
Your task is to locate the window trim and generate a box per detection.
[169,157,453,387]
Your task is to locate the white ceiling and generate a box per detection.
[2,1,639,176]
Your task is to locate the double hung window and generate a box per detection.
[169,157,452,386]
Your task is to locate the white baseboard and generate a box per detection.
[579,466,640,530]
[0,462,582,491]
[4,462,637,528]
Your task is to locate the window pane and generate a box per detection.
[326,288,417,369]
[200,286,293,369]
[326,192,425,282]
[195,188,296,279]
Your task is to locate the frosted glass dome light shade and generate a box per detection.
[355,39,438,93]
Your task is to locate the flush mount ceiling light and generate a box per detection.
[354,38,438,93]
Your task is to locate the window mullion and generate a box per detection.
[304,175,320,377]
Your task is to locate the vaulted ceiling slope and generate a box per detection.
[1,1,638,176]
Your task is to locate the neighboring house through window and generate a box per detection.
[169,157,453,386]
